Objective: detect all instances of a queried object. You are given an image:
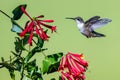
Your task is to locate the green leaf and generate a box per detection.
[47,52,63,63]
[11,51,19,57]
[13,59,22,71]
[14,37,29,52]
[42,52,63,74]
[25,76,29,80]
[34,48,47,53]
[14,37,25,52]
[11,20,23,33]
[12,4,27,20]
[59,76,62,80]
[25,60,43,80]
[8,69,15,80]
[41,59,51,74]
[47,61,60,74]
[24,47,47,63]
[26,59,36,75]
[33,34,44,48]
[33,68,43,80]
[37,36,44,48]
[1,57,4,62]
[51,78,56,80]
[22,35,30,45]
[24,51,35,63]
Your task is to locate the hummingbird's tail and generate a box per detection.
[92,31,105,37]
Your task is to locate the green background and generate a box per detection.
[0,0,120,80]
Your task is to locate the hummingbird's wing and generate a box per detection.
[85,16,100,28]
[90,18,112,30]
[85,16,100,25]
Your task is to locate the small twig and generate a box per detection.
[32,39,37,45]
[21,39,29,53]
[20,65,24,80]
[0,10,23,30]
[0,10,12,19]
[33,39,47,57]
[0,62,15,70]
[2,56,16,63]
[0,63,4,68]
[41,50,47,57]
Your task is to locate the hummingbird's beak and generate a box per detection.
[65,17,75,20]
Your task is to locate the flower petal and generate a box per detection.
[28,29,33,45]
[39,22,56,32]
[20,21,34,37]
[40,20,54,23]
[36,26,44,39]
[21,6,32,20]
[19,29,27,37]
[61,72,73,80]
[36,26,40,35]
[38,25,49,40]
[27,21,34,32]
[59,56,68,70]
[67,55,81,76]
[70,54,88,67]
[36,15,44,18]
[51,26,56,33]
[59,52,88,80]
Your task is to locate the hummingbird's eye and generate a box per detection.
[77,18,79,20]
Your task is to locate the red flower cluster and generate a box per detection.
[20,6,56,45]
[59,52,88,80]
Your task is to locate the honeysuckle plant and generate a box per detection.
[0,4,88,80]
[58,52,88,80]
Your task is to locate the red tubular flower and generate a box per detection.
[61,72,73,80]
[59,52,88,80]
[19,6,56,45]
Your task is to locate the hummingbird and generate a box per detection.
[66,16,112,38]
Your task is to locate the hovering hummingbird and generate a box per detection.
[66,16,112,38]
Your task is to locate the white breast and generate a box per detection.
[76,20,84,33]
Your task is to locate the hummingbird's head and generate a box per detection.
[66,16,84,23]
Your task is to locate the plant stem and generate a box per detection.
[32,39,37,45]
[0,10,23,30]
[32,39,47,57]
[20,64,25,80]
[0,10,12,19]
[42,50,47,57]
[0,63,4,68]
